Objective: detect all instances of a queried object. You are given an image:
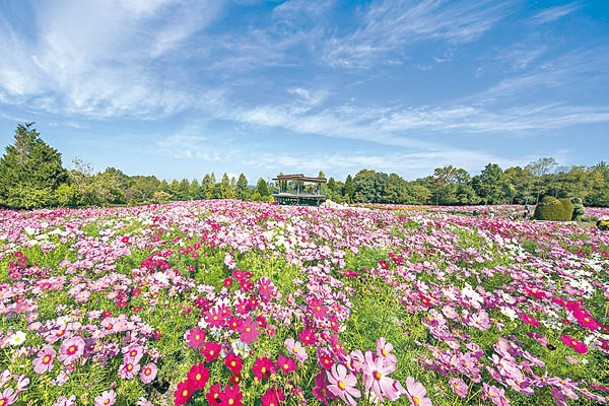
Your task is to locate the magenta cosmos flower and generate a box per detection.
[58,336,85,365]
[94,390,116,406]
[327,364,361,406]
[361,350,400,401]
[33,345,56,374]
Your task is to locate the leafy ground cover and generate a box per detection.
[0,201,608,405]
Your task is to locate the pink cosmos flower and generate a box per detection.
[404,377,432,406]
[298,328,317,346]
[122,343,144,364]
[58,336,85,365]
[33,345,56,374]
[140,363,158,384]
[376,337,397,365]
[277,355,297,375]
[118,361,141,379]
[94,390,116,406]
[449,377,468,398]
[0,388,17,406]
[285,338,308,362]
[361,350,400,401]
[483,383,510,406]
[327,364,361,406]
[53,395,76,406]
[237,316,260,344]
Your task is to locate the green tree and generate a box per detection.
[201,173,216,199]
[344,175,355,203]
[236,173,250,200]
[253,178,270,198]
[0,123,69,208]
[219,173,237,199]
[526,157,558,204]
[473,163,505,205]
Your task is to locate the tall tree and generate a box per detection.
[526,157,558,204]
[0,123,69,208]
[236,173,250,200]
[473,163,505,205]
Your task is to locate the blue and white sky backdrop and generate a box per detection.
[1,0,608,182]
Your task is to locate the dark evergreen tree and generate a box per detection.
[236,173,250,200]
[0,123,69,208]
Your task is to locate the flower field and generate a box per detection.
[1,201,608,406]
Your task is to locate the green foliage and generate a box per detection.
[253,178,270,197]
[559,198,574,221]
[0,123,69,208]
[534,196,572,221]
[597,220,609,231]
[570,197,585,220]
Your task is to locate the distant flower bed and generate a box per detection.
[0,200,608,405]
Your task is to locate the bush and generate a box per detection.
[570,197,585,221]
[534,196,572,221]
[559,198,574,221]
[598,219,609,231]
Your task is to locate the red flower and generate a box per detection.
[219,384,243,406]
[174,380,194,406]
[200,341,222,362]
[276,355,297,375]
[261,387,285,406]
[234,297,251,315]
[225,353,243,375]
[252,357,275,381]
[318,350,334,370]
[226,317,242,332]
[561,334,588,354]
[187,363,209,391]
[256,316,267,329]
[223,278,234,288]
[206,382,223,404]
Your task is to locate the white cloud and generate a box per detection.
[529,3,579,25]
[0,0,223,118]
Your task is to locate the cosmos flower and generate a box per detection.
[327,364,361,406]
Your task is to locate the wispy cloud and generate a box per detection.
[0,0,223,118]
[324,0,511,67]
[529,3,579,25]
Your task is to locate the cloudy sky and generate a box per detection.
[1,0,608,182]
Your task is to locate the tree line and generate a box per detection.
[1,124,608,209]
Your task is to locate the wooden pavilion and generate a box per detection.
[272,174,327,206]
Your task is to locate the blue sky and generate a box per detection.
[1,0,608,183]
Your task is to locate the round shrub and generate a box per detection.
[570,197,585,221]
[559,198,574,221]
[534,196,571,221]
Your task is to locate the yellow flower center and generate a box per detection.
[231,361,236,367]
[374,371,382,380]
[43,355,51,363]
[381,348,388,356]
[413,396,421,405]
[182,390,189,397]
[196,373,201,380]
[228,399,234,405]
[68,345,77,354]
[338,381,346,390]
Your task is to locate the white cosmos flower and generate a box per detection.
[9,331,26,346]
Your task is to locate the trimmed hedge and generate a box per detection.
[534,196,573,221]
[570,197,585,221]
